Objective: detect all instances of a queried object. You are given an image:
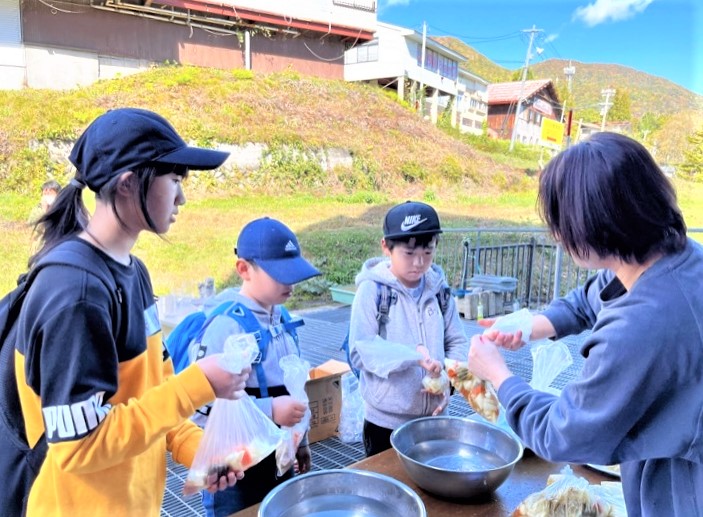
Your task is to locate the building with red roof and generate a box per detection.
[487,79,562,145]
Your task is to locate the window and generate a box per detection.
[345,42,379,64]
[333,0,376,12]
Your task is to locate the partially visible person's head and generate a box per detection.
[382,201,442,287]
[538,132,686,265]
[40,180,61,212]
[234,217,320,306]
[31,108,229,266]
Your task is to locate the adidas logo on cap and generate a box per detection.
[285,240,298,252]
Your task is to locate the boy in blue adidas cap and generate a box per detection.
[191,217,320,516]
[348,201,469,456]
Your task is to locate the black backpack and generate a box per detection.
[340,282,452,378]
[0,240,119,516]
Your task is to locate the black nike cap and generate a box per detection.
[383,201,443,240]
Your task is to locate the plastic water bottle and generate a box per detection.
[512,298,520,313]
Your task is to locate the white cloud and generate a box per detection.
[544,33,559,43]
[384,0,411,6]
[573,0,654,27]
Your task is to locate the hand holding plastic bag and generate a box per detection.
[353,336,423,378]
[183,333,285,495]
[488,308,533,343]
[275,354,312,476]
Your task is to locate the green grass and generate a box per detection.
[4,178,703,306]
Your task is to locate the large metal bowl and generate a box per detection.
[258,468,426,517]
[390,416,523,499]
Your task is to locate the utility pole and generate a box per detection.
[418,21,427,117]
[563,61,575,93]
[509,25,542,151]
[600,87,616,131]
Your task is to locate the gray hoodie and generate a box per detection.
[349,257,469,429]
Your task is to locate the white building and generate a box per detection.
[0,0,376,90]
[456,68,488,135]
[344,21,465,124]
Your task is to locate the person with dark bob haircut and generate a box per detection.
[467,132,703,517]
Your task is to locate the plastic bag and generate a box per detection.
[529,339,573,395]
[339,372,364,443]
[353,335,423,378]
[183,333,285,496]
[488,308,533,342]
[275,354,312,476]
[422,369,449,395]
[445,358,500,422]
[513,465,621,516]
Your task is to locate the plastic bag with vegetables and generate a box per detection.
[183,333,285,496]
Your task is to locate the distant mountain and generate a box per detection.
[433,36,702,119]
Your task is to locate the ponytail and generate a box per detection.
[29,182,90,267]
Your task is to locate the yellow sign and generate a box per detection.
[540,118,564,148]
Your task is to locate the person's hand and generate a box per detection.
[429,385,450,416]
[479,318,526,351]
[417,344,442,377]
[204,468,244,493]
[272,396,307,427]
[296,445,312,474]
[467,334,513,390]
[196,354,251,399]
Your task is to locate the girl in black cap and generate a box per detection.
[9,108,249,516]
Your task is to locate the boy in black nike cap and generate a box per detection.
[348,201,469,456]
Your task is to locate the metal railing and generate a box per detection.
[434,227,703,311]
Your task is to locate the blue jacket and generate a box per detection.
[499,238,703,517]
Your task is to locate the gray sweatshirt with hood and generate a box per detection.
[348,257,469,429]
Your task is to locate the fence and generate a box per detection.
[434,227,703,311]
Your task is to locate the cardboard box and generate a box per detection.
[305,359,350,443]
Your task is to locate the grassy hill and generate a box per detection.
[531,59,702,118]
[433,36,702,119]
[0,66,535,199]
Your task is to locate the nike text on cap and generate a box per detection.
[235,217,321,285]
[383,200,443,240]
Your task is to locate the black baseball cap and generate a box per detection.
[235,217,321,285]
[69,108,230,192]
[383,201,443,240]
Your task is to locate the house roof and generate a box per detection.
[376,21,466,62]
[487,79,555,105]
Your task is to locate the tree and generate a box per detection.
[511,68,535,81]
[678,129,703,180]
[608,89,631,122]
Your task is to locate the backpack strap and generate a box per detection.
[220,303,304,398]
[436,285,452,315]
[375,282,397,339]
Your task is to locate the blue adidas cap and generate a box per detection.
[235,217,320,285]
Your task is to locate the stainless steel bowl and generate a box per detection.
[258,468,426,517]
[390,416,523,499]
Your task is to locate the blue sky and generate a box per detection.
[377,0,702,95]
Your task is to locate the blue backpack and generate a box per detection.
[340,282,452,378]
[165,301,304,397]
